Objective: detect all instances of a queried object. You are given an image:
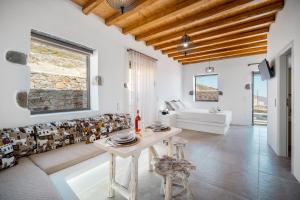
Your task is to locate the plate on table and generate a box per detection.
[112,136,136,144]
[111,134,136,144]
[152,126,171,132]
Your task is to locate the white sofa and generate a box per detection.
[164,101,232,134]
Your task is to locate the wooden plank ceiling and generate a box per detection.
[73,0,283,65]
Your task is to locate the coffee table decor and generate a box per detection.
[105,130,139,147]
[147,121,171,132]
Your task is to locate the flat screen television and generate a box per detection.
[258,59,274,80]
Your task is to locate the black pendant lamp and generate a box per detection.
[177,33,193,56]
[181,34,191,48]
[106,0,137,14]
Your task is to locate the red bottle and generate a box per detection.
[135,110,141,134]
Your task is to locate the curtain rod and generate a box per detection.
[127,48,158,61]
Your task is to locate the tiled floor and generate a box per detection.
[51,126,300,200]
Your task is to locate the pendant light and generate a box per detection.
[205,59,215,73]
[181,34,191,48]
[106,0,137,14]
[177,33,194,56]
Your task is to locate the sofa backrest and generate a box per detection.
[0,113,131,170]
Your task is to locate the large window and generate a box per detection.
[194,74,219,102]
[28,30,93,114]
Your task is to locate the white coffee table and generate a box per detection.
[94,127,182,200]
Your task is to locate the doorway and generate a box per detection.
[252,72,268,126]
[278,48,293,158]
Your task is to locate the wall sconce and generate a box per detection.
[245,83,251,90]
[95,76,102,86]
[188,90,194,95]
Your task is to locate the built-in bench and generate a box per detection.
[29,142,105,175]
[0,157,62,200]
[0,113,131,200]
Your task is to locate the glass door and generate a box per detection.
[252,72,268,125]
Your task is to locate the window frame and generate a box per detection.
[29,30,92,115]
[194,73,219,102]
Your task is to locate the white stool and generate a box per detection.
[163,136,188,160]
[153,156,196,200]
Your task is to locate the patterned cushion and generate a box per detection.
[8,126,37,157]
[51,121,82,145]
[35,123,57,153]
[0,113,132,170]
[0,131,17,170]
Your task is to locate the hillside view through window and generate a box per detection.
[28,37,90,114]
[195,74,219,102]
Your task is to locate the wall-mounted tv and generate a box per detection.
[258,59,274,80]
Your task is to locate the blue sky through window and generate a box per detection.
[254,73,267,97]
[195,75,218,89]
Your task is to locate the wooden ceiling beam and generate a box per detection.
[179,46,267,63]
[175,41,267,61]
[155,16,274,51]
[163,28,268,55]
[136,0,253,41]
[173,41,267,60]
[105,0,157,26]
[170,35,267,58]
[82,0,104,15]
[122,0,223,34]
[146,1,283,46]
[181,50,267,65]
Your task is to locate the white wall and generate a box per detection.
[0,0,182,128]
[182,54,265,125]
[267,0,300,181]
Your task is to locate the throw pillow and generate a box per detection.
[0,130,17,170]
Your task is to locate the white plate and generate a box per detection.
[113,137,136,144]
[112,135,136,143]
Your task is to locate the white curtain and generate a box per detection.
[128,50,156,128]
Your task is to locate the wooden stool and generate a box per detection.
[163,136,188,160]
[153,156,196,200]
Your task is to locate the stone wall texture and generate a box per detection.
[29,73,88,113]
[31,72,86,90]
[28,89,88,112]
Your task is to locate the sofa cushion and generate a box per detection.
[7,126,37,157]
[0,157,61,200]
[29,142,105,175]
[1,131,17,170]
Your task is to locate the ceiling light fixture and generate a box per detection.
[177,33,194,56]
[205,59,215,73]
[181,34,190,48]
[106,0,137,14]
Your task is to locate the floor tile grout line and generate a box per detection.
[193,129,255,200]
[258,170,300,184]
[189,176,251,200]
[257,126,261,200]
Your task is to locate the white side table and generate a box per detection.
[158,112,171,126]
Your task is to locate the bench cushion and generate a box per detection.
[29,142,105,175]
[0,157,61,200]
